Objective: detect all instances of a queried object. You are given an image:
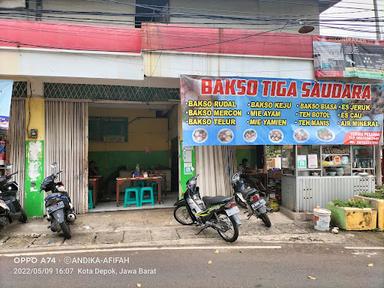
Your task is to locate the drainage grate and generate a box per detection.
[44,83,179,102]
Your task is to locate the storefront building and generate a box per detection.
[0,0,382,217]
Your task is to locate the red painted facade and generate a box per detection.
[0,20,313,58]
[142,24,313,58]
[0,19,142,53]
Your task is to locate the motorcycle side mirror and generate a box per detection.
[50,162,58,174]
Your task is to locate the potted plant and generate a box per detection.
[326,199,377,231]
[354,187,384,231]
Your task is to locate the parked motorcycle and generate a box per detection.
[0,198,10,230]
[0,166,27,224]
[40,163,76,239]
[173,175,241,242]
[231,172,271,228]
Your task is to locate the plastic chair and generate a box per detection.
[140,187,155,207]
[124,187,141,207]
[88,189,94,209]
[151,182,158,200]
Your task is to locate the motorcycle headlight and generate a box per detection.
[46,198,58,206]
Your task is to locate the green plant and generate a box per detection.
[333,199,372,208]
[359,191,384,199]
[375,186,384,194]
[359,186,384,199]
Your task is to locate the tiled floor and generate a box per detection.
[90,191,178,212]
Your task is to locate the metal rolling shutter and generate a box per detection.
[45,100,88,213]
[8,99,26,206]
[195,146,236,197]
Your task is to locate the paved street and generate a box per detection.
[1,209,383,253]
[0,244,383,288]
[1,209,383,287]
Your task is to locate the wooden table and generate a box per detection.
[116,176,163,206]
[89,176,102,206]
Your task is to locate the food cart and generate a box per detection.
[281,145,376,212]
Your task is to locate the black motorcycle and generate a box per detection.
[0,167,27,225]
[173,175,241,242]
[40,163,76,239]
[231,172,271,228]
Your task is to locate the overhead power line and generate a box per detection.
[24,0,384,18]
[0,7,382,26]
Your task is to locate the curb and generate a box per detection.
[0,232,350,255]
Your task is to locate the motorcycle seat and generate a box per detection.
[202,196,232,206]
[242,187,258,197]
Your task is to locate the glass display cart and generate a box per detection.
[281,145,376,212]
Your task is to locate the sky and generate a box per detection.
[320,0,383,40]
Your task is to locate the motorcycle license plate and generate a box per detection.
[251,198,266,210]
[225,206,240,217]
[47,201,65,213]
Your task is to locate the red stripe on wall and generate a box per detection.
[142,24,313,58]
[0,20,141,53]
[0,20,313,57]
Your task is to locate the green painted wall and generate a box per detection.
[179,143,196,198]
[89,151,170,175]
[236,147,257,168]
[89,151,170,193]
[24,140,45,217]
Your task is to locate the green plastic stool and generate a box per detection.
[151,182,158,200]
[124,187,141,207]
[88,189,94,209]
[140,187,155,207]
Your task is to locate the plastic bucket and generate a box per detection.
[313,208,331,231]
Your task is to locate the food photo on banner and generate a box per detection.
[180,75,383,147]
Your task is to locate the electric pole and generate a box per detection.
[373,0,382,186]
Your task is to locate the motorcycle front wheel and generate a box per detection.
[60,222,71,239]
[259,213,272,228]
[234,194,247,209]
[18,208,27,223]
[173,205,194,225]
[217,213,239,242]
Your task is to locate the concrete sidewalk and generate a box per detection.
[1,209,383,253]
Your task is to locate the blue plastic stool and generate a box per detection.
[140,187,155,207]
[124,187,141,207]
[88,189,94,209]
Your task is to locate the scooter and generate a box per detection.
[0,166,27,224]
[174,175,241,242]
[231,172,272,227]
[40,163,76,239]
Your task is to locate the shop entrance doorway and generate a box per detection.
[235,145,282,206]
[87,102,179,212]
